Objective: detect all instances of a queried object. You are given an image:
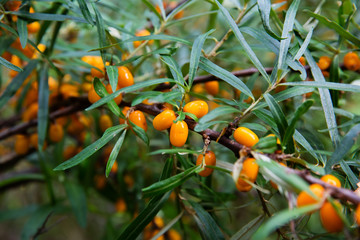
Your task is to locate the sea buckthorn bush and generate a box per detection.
[1,0,360,239]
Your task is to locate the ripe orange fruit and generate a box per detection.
[27,21,40,34]
[111,161,118,173]
[99,114,113,132]
[117,66,134,89]
[5,0,21,11]
[170,120,188,147]
[49,123,64,142]
[60,83,80,99]
[320,174,341,188]
[88,84,102,103]
[133,29,153,48]
[320,201,344,233]
[204,81,219,96]
[29,133,47,150]
[192,84,205,94]
[266,133,281,145]
[94,175,106,189]
[343,52,360,71]
[233,127,259,147]
[9,55,22,78]
[22,103,39,121]
[168,1,184,19]
[317,56,331,70]
[119,106,130,124]
[236,158,259,192]
[105,84,122,105]
[299,56,306,66]
[63,145,77,160]
[15,134,30,155]
[167,229,182,240]
[89,56,105,78]
[297,184,324,207]
[115,198,127,212]
[129,110,147,131]
[355,204,360,226]
[153,109,176,131]
[196,151,216,177]
[183,100,208,119]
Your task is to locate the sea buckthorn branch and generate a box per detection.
[206,3,248,58]
[0,96,90,141]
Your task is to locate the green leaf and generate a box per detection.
[263,93,288,144]
[293,27,313,60]
[64,181,87,227]
[106,130,127,177]
[93,77,121,117]
[325,124,360,174]
[281,81,360,93]
[188,200,225,240]
[116,192,171,240]
[86,78,174,111]
[0,205,38,222]
[53,125,126,171]
[251,204,320,239]
[161,55,186,90]
[199,57,254,99]
[194,120,228,132]
[116,159,172,240]
[142,165,201,197]
[92,3,107,62]
[230,215,264,240]
[303,48,340,146]
[214,0,271,84]
[277,0,300,72]
[188,30,214,87]
[0,56,23,72]
[11,11,87,23]
[129,121,149,145]
[106,65,119,93]
[253,135,278,153]
[0,60,38,109]
[90,35,191,52]
[304,10,360,48]
[294,130,325,165]
[0,173,44,189]
[257,0,282,40]
[141,0,163,21]
[76,0,94,24]
[199,106,241,124]
[17,18,28,49]
[149,148,201,155]
[329,55,339,107]
[37,67,49,151]
[21,205,53,240]
[282,100,313,148]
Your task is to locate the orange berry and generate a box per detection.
[99,114,113,132]
[105,84,122,105]
[5,1,21,11]
[233,127,259,147]
[2,51,12,62]
[153,216,164,228]
[183,100,208,119]
[236,158,259,192]
[266,133,281,145]
[320,201,343,233]
[63,145,77,160]
[299,56,306,66]
[134,29,153,48]
[343,52,360,71]
[60,83,80,99]
[49,123,64,142]
[129,110,147,131]
[22,103,39,121]
[204,81,219,96]
[88,84,102,103]
[167,229,182,240]
[94,175,106,189]
[196,151,216,177]
[15,134,30,155]
[170,120,188,147]
[317,56,331,70]
[119,106,130,124]
[30,133,47,150]
[355,204,360,226]
[192,84,205,94]
[153,109,176,131]
[115,198,127,212]
[9,55,22,78]
[168,1,184,19]
[90,56,105,78]
[27,21,40,34]
[320,175,341,188]
[111,161,118,173]
[297,184,324,207]
[117,66,134,89]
